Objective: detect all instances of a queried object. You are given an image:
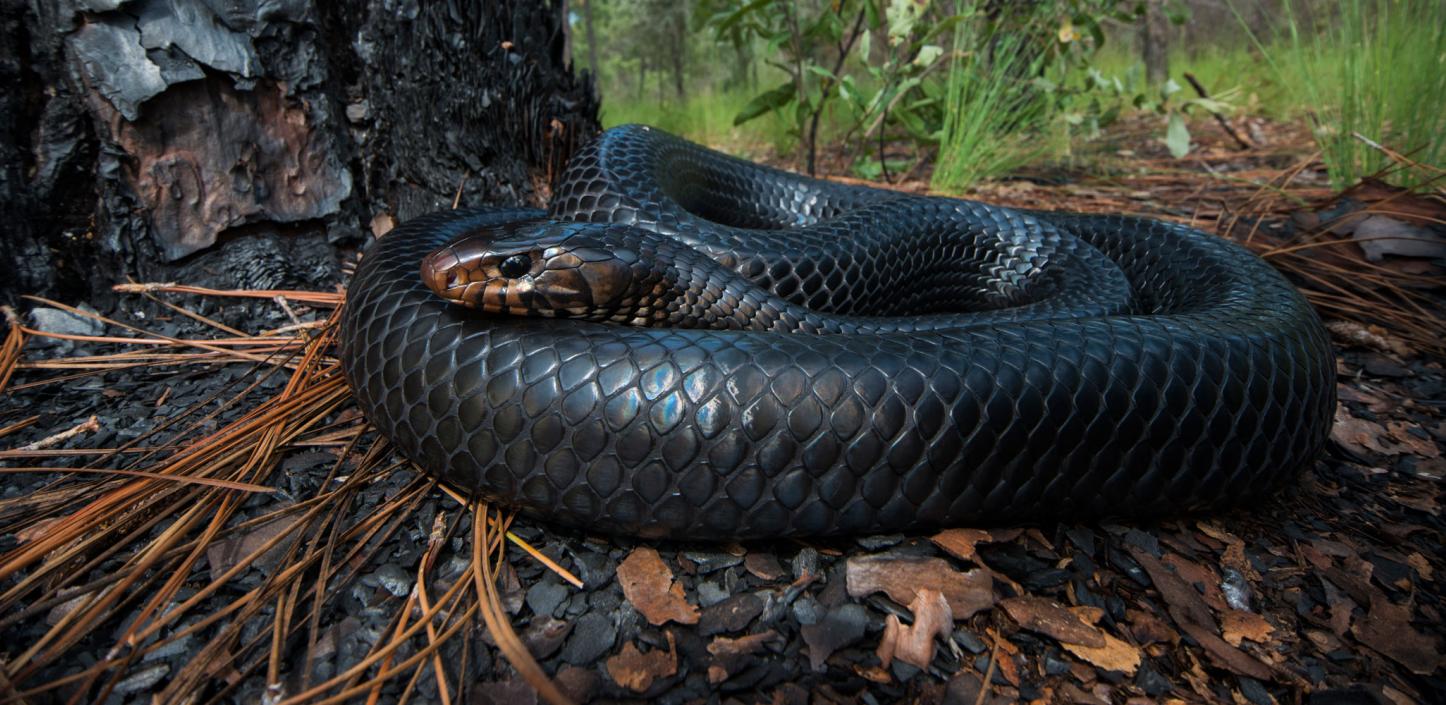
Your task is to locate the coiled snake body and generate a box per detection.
[340,125,1335,539]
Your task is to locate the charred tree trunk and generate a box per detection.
[0,0,599,309]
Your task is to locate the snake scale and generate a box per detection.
[339,125,1335,539]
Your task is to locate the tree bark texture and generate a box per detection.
[0,0,599,308]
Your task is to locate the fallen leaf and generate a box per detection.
[1386,421,1441,458]
[617,548,699,626]
[1125,608,1178,646]
[1349,215,1446,261]
[1179,622,1273,680]
[1220,610,1274,646]
[1326,321,1415,358]
[845,554,994,620]
[999,596,1105,647]
[707,630,783,683]
[205,515,301,580]
[1405,553,1432,581]
[930,528,993,562]
[743,551,786,581]
[1129,547,1216,629]
[1331,407,1415,457]
[875,588,954,670]
[1352,597,1445,675]
[1161,553,1229,612]
[605,631,677,693]
[1061,631,1141,676]
[707,630,783,659]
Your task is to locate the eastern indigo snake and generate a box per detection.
[339,125,1335,539]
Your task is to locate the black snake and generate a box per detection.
[339,125,1335,539]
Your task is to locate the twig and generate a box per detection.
[17,416,99,452]
[974,636,1001,705]
[1184,72,1252,150]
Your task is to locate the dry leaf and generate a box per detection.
[1129,547,1216,630]
[930,528,993,561]
[708,630,783,659]
[617,547,699,626]
[1000,596,1105,647]
[1221,610,1275,646]
[845,554,994,620]
[605,631,677,692]
[1179,623,1273,680]
[1352,597,1445,675]
[1331,407,1415,456]
[875,588,953,670]
[707,630,783,684]
[1062,631,1141,676]
[743,552,786,581]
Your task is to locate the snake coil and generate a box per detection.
[339,125,1335,539]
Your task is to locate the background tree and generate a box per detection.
[0,1,599,308]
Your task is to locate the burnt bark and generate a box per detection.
[0,0,599,309]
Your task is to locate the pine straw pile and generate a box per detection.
[0,290,578,704]
[0,127,1441,705]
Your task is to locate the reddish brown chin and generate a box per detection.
[420,246,471,303]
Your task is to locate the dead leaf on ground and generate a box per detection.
[1125,608,1178,646]
[999,596,1105,647]
[930,528,993,562]
[1179,622,1274,680]
[606,631,678,693]
[205,515,301,580]
[1352,597,1445,675]
[845,554,994,620]
[1385,420,1441,458]
[1221,610,1275,646]
[617,547,699,626]
[707,630,784,684]
[1061,630,1141,676]
[1331,407,1416,457]
[1128,547,1216,629]
[875,588,954,670]
[743,551,786,581]
[708,630,783,659]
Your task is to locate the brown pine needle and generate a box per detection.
[0,467,275,492]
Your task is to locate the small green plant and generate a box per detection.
[931,28,1054,192]
[1236,0,1446,190]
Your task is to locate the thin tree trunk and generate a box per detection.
[1141,0,1170,86]
[583,0,600,81]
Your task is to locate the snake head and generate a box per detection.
[421,221,666,321]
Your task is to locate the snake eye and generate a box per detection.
[498,254,532,278]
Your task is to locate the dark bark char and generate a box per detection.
[0,0,599,309]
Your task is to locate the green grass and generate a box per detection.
[931,29,1055,193]
[1242,0,1446,190]
[599,85,799,159]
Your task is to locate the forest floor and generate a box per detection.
[0,116,1442,705]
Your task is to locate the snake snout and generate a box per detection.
[420,247,466,300]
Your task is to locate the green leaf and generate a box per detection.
[1161,78,1182,101]
[1166,113,1191,158]
[914,44,943,66]
[734,82,796,126]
